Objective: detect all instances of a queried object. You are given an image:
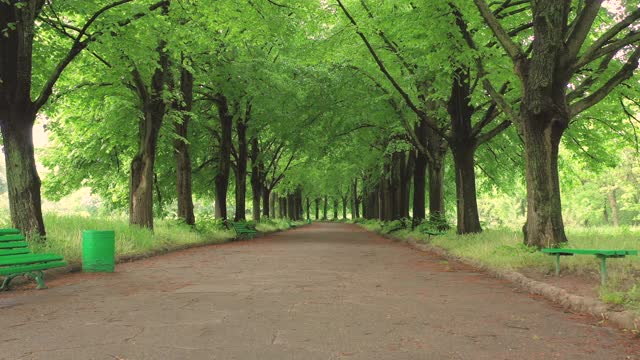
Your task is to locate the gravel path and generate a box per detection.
[1,222,637,359]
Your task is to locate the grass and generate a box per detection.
[6,214,301,264]
[356,219,640,313]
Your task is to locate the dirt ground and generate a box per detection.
[1,222,638,359]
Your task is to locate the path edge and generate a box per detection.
[376,231,639,332]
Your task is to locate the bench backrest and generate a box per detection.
[542,248,638,256]
[226,221,254,232]
[231,223,250,230]
[0,232,30,257]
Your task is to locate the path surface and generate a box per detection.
[1,223,638,359]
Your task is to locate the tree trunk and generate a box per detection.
[413,149,428,224]
[286,194,294,219]
[608,189,619,227]
[297,188,304,220]
[0,115,45,237]
[306,197,310,220]
[214,95,233,220]
[342,196,348,219]
[448,66,481,234]
[390,153,402,220]
[400,151,414,218]
[269,191,276,218]
[250,137,262,221]
[234,109,249,221]
[521,113,568,247]
[428,160,445,221]
[261,187,270,219]
[130,112,163,229]
[425,122,448,222]
[0,3,47,237]
[130,40,169,229]
[516,0,570,247]
[451,144,482,234]
[315,198,320,219]
[173,64,195,226]
[353,179,360,218]
[333,198,339,220]
[323,196,328,220]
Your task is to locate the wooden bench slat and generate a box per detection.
[0,254,64,267]
[0,249,31,256]
[541,248,638,256]
[0,228,21,235]
[0,234,26,242]
[0,261,67,276]
[0,241,28,249]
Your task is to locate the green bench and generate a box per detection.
[226,221,258,240]
[0,228,67,291]
[541,248,638,286]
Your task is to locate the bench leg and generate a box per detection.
[598,256,607,287]
[554,254,561,276]
[0,274,19,291]
[26,271,47,290]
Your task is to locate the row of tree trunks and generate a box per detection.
[271,190,305,220]
[378,152,414,221]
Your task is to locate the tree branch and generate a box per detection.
[359,0,416,75]
[335,0,438,132]
[452,4,518,121]
[472,0,525,63]
[564,0,604,64]
[33,0,168,111]
[574,31,640,70]
[476,119,511,145]
[575,7,640,69]
[570,46,640,117]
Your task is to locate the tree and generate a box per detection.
[473,0,640,247]
[0,0,166,236]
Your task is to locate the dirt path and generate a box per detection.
[1,223,638,359]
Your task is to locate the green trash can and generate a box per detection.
[82,230,115,273]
